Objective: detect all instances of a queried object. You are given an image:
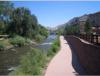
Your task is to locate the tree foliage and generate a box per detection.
[64,24,80,35]
[84,20,92,34]
[0,1,13,34]
[0,1,48,41]
[56,28,64,35]
[8,7,36,38]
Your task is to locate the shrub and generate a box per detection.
[47,48,54,57]
[10,35,26,47]
[84,20,92,34]
[25,38,31,44]
[34,34,45,42]
[51,45,59,53]
[47,44,59,56]
[53,37,60,46]
[10,48,47,75]
[47,37,60,56]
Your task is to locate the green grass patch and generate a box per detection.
[10,48,47,75]
[9,36,60,75]
[47,36,60,57]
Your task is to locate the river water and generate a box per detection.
[0,35,56,75]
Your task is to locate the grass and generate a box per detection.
[47,36,60,57]
[9,36,60,75]
[0,39,11,46]
[0,39,12,50]
[10,48,47,75]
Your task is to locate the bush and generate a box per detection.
[47,37,60,56]
[51,45,59,53]
[10,48,47,75]
[34,34,45,43]
[47,49,54,57]
[25,38,31,44]
[10,36,26,47]
[53,38,60,46]
[47,45,59,57]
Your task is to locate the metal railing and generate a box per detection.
[78,34,100,45]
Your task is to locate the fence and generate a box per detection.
[78,34,100,45]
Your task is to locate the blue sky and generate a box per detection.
[13,1,100,27]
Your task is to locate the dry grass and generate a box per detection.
[0,39,12,46]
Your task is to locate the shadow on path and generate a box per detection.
[64,36,86,75]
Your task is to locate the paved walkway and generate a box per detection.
[45,36,85,76]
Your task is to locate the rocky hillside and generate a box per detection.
[66,11,100,27]
[55,11,100,34]
[89,12,100,27]
[67,17,79,25]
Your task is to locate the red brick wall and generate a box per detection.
[66,36,100,75]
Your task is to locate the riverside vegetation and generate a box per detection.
[0,1,60,75]
[10,36,60,75]
[0,1,49,50]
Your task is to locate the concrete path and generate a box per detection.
[45,36,85,76]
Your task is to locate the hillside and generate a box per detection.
[66,11,100,27]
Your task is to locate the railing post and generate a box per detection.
[93,35,94,43]
[96,35,98,44]
[91,34,93,43]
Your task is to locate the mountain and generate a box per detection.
[88,12,100,27]
[66,17,79,25]
[54,11,100,35]
[66,11,100,27]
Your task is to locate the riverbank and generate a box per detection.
[0,35,57,75]
[0,36,45,75]
[0,34,49,51]
[9,35,60,75]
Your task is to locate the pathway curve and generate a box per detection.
[45,36,85,76]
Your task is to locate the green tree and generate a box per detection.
[64,24,80,35]
[56,28,64,35]
[84,20,91,34]
[0,2,48,41]
[0,21,5,34]
[38,24,49,37]
[0,1,13,34]
[8,7,38,38]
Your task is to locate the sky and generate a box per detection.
[13,1,100,27]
